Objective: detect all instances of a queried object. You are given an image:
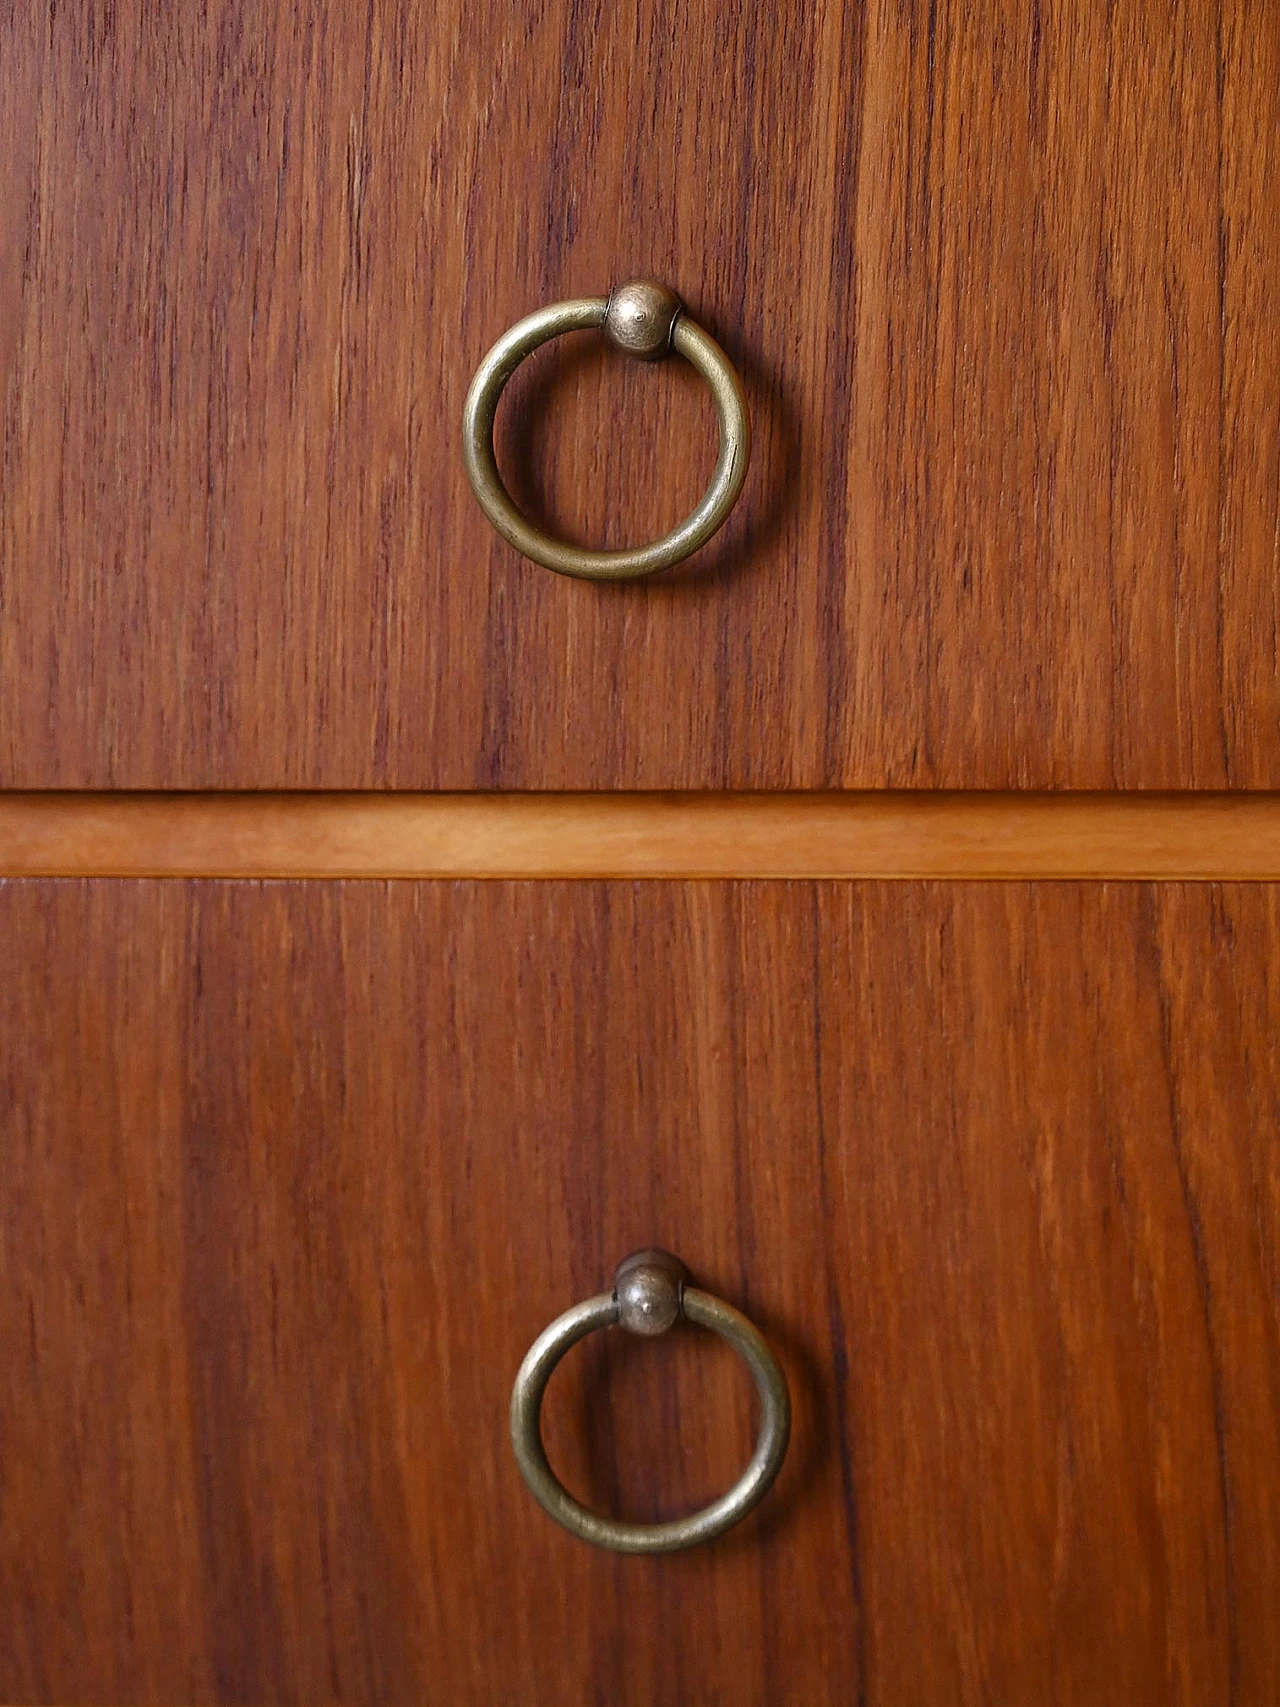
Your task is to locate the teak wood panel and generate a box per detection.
[1,879,1277,1705]
[2,1,1278,790]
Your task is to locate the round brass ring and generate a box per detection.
[461,293,751,581]
[509,1275,790,1554]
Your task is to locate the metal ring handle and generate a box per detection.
[462,281,751,581]
[510,1249,790,1553]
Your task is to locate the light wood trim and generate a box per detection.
[2,793,1280,879]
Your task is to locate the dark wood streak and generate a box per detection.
[809,887,869,1707]
[1144,886,1241,1696]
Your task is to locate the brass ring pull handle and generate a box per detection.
[462,282,751,581]
[509,1249,790,1553]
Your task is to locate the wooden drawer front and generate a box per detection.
[3,4,1277,790]
[1,879,1276,1704]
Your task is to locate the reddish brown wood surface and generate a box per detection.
[1,878,1277,1704]
[2,2,1277,789]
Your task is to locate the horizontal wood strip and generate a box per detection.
[2,793,1280,880]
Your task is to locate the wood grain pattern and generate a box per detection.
[1,878,1277,1705]
[2,1,1277,790]
[6,790,1280,879]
